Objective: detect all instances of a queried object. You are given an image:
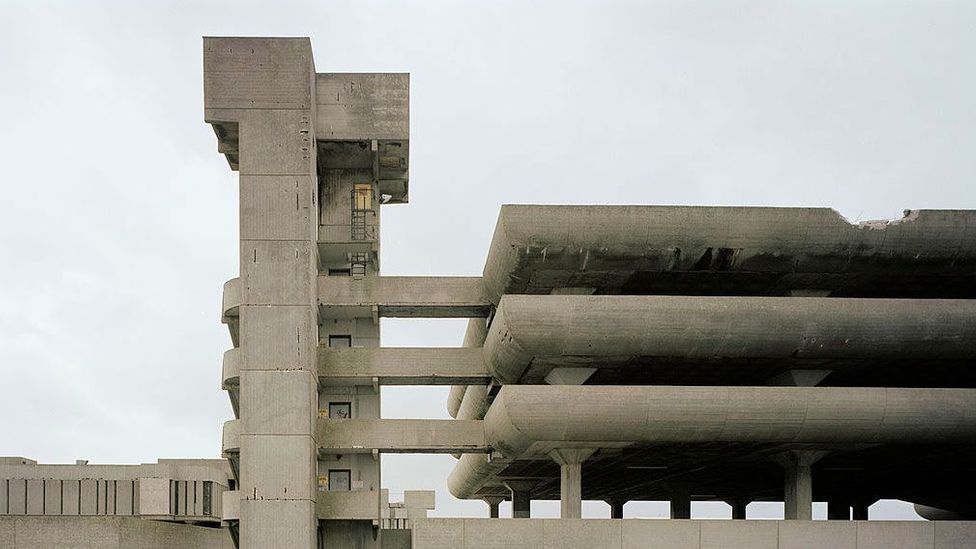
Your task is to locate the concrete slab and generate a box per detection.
[856,521,935,549]
[240,434,315,500]
[240,499,316,548]
[239,306,316,372]
[240,175,314,240]
[460,518,545,549]
[241,240,313,306]
[621,519,700,549]
[934,521,976,549]
[240,370,316,435]
[700,520,778,549]
[542,519,622,549]
[778,520,856,549]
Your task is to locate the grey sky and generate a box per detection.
[1,0,974,520]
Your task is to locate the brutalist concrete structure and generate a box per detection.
[3,36,976,549]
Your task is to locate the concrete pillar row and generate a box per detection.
[549,449,596,519]
[483,496,505,518]
[773,450,828,520]
[504,481,537,519]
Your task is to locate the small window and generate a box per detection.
[328,470,351,492]
[328,335,352,348]
[329,402,352,419]
[353,183,373,211]
[328,268,351,277]
[202,481,212,516]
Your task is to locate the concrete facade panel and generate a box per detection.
[315,73,409,140]
[80,479,97,515]
[459,518,545,549]
[61,481,79,515]
[240,435,315,501]
[239,305,316,372]
[43,480,61,515]
[137,478,170,516]
[934,521,976,549]
[25,480,43,515]
[240,175,314,240]
[241,240,313,305]
[700,520,778,549]
[204,37,312,111]
[116,480,133,516]
[240,499,316,548]
[856,521,935,549]
[240,370,316,434]
[542,519,621,548]
[238,109,314,176]
[778,521,856,549]
[621,519,700,549]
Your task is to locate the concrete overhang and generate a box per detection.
[318,276,491,318]
[319,347,489,385]
[448,385,976,499]
[221,349,241,417]
[316,418,488,454]
[485,295,976,384]
[221,419,240,457]
[481,206,976,302]
[221,278,241,347]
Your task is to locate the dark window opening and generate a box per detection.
[328,268,351,277]
[329,402,352,419]
[329,335,352,348]
[328,470,351,492]
[202,481,213,516]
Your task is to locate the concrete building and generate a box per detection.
[3,36,976,548]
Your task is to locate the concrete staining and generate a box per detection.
[3,36,976,548]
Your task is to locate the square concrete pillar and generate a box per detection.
[549,448,595,519]
[774,450,827,520]
[504,481,537,519]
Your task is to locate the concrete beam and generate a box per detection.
[318,347,489,385]
[485,295,976,383]
[319,276,491,318]
[316,419,488,454]
[482,205,976,300]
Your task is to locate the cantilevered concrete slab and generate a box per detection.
[485,295,976,384]
[319,347,488,385]
[318,276,491,318]
[482,206,976,301]
[316,419,488,454]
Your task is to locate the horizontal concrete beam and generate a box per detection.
[482,206,976,300]
[318,347,489,385]
[317,419,488,454]
[486,295,976,383]
[318,276,491,318]
[316,489,379,521]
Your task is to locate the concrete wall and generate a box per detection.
[0,516,234,549]
[411,519,976,549]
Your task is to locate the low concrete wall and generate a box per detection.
[0,516,234,549]
[411,519,976,549]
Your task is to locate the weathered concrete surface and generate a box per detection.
[319,275,491,318]
[319,347,488,385]
[316,490,380,520]
[317,419,488,454]
[411,518,976,549]
[485,386,976,458]
[0,516,234,549]
[448,386,976,500]
[482,206,976,302]
[485,295,976,384]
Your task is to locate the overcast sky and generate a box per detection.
[1,0,974,521]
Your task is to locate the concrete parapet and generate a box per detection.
[319,275,491,318]
[316,418,488,454]
[319,347,488,385]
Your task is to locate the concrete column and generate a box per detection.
[549,449,595,519]
[774,451,827,520]
[827,500,850,520]
[483,496,505,518]
[853,500,872,521]
[669,485,691,519]
[504,481,537,519]
[606,499,626,519]
[728,499,749,520]
[204,38,320,549]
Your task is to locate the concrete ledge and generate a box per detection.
[318,276,491,318]
[316,490,379,520]
[316,418,488,454]
[221,420,240,457]
[319,347,489,385]
[221,490,240,522]
[220,277,241,347]
[221,348,240,390]
[0,516,234,548]
[410,519,976,549]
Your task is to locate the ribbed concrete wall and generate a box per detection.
[0,516,234,549]
[411,518,976,549]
